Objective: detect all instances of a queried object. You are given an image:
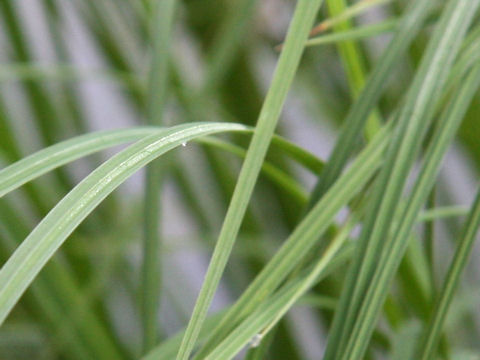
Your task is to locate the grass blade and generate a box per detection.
[192,122,392,359]
[142,311,227,360]
[305,20,397,47]
[337,43,480,360]
[416,187,480,360]
[325,0,382,140]
[203,219,356,360]
[0,122,246,327]
[0,127,321,200]
[141,0,176,351]
[0,128,161,197]
[418,206,468,222]
[324,0,478,357]
[200,138,308,204]
[175,1,324,358]
[310,0,390,36]
[425,188,437,294]
[308,0,433,206]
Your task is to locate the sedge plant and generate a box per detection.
[0,0,479,359]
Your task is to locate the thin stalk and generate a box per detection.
[341,52,480,360]
[141,0,176,353]
[325,0,477,356]
[311,0,391,36]
[175,1,324,358]
[192,122,391,359]
[305,20,397,48]
[308,0,433,206]
[425,188,437,295]
[326,0,382,140]
[418,206,468,222]
[202,238,356,360]
[417,187,480,360]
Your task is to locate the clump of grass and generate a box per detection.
[0,0,479,359]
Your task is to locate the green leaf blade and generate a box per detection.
[0,122,246,327]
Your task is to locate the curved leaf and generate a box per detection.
[0,127,323,197]
[0,122,246,326]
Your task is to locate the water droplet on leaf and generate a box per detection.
[249,333,262,348]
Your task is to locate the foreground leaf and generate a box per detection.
[0,122,246,326]
[175,1,324,358]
